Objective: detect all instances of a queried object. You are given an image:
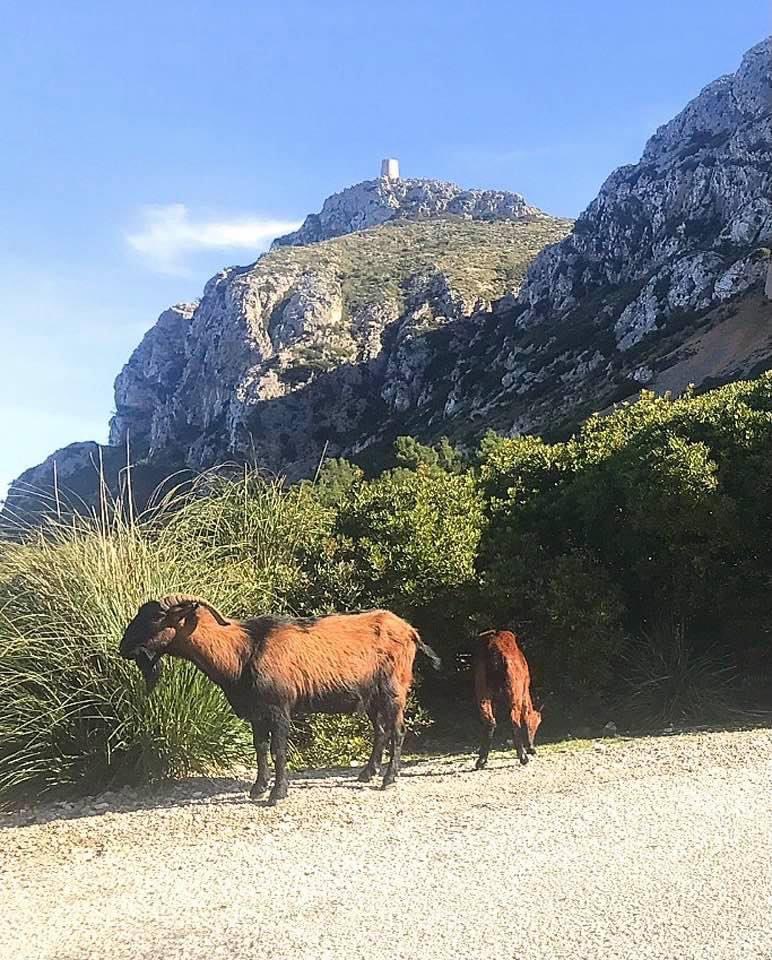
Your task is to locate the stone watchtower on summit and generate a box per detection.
[380,158,400,180]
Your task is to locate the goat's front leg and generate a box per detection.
[268,707,291,805]
[249,717,271,799]
[524,707,537,755]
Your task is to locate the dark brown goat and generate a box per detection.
[120,595,440,804]
[473,630,542,770]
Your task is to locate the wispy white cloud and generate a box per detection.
[126,204,301,274]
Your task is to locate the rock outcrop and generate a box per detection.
[106,213,569,478]
[109,302,198,453]
[429,37,772,438]
[272,178,540,247]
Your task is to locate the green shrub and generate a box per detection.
[536,551,627,686]
[312,462,486,615]
[476,375,772,700]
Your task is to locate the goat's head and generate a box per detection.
[119,595,229,691]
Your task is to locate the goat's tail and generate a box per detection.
[411,629,441,671]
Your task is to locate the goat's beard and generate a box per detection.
[133,648,164,692]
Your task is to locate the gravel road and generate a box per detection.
[1,728,770,960]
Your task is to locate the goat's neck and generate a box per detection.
[173,623,251,687]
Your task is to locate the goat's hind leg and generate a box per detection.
[249,718,271,799]
[475,699,496,770]
[267,707,291,805]
[358,703,387,783]
[381,690,406,790]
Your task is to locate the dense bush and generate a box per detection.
[476,376,772,712]
[1,375,771,800]
[309,462,485,612]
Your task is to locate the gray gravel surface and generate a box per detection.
[1,728,771,960]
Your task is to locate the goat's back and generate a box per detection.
[474,629,530,703]
[247,609,418,701]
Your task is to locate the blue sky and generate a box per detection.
[0,1,767,498]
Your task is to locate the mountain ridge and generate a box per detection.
[5,38,771,521]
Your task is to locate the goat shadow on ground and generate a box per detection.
[7,721,760,830]
[0,755,493,829]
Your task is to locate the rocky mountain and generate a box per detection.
[427,36,772,440]
[5,38,771,520]
[5,198,569,516]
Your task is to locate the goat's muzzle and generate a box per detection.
[120,641,164,692]
[134,649,164,692]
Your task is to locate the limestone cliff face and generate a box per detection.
[509,38,771,353]
[6,39,771,519]
[429,37,772,439]
[109,302,198,452]
[107,212,569,478]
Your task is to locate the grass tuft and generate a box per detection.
[618,619,738,729]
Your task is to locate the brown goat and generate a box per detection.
[473,630,542,770]
[120,595,440,804]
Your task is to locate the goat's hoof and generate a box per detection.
[380,777,397,790]
[268,785,288,806]
[475,758,487,770]
[250,780,269,799]
[527,747,537,756]
[358,768,376,783]
[519,755,529,766]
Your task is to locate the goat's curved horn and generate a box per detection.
[158,594,231,626]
